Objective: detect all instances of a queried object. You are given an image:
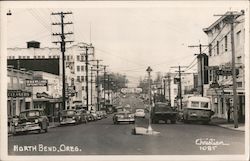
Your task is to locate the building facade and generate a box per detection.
[203,11,245,122]
[7,41,97,111]
[7,66,33,116]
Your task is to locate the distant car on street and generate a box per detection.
[76,109,88,124]
[60,110,81,125]
[151,102,177,124]
[113,111,135,124]
[135,109,145,118]
[14,109,49,135]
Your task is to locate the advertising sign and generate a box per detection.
[26,79,48,87]
[7,90,31,98]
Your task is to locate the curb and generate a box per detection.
[211,123,245,132]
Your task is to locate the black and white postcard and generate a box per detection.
[0,1,249,161]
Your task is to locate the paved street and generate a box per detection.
[8,95,244,155]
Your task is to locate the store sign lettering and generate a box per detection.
[26,79,48,87]
[8,90,31,98]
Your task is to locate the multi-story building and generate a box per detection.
[203,11,245,122]
[7,66,33,116]
[7,41,97,111]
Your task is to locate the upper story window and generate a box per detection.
[216,41,219,55]
[77,55,80,61]
[224,35,228,51]
[81,65,84,71]
[77,66,80,72]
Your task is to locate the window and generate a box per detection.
[81,55,84,61]
[77,66,80,72]
[81,76,84,82]
[27,56,30,59]
[237,82,243,88]
[42,56,45,58]
[81,65,84,71]
[34,56,37,59]
[77,55,80,61]
[77,76,80,82]
[236,30,241,47]
[201,102,208,108]
[208,44,212,56]
[225,35,228,51]
[18,56,21,59]
[38,56,41,59]
[49,56,51,58]
[209,70,212,82]
[191,101,199,108]
[67,55,70,61]
[217,41,219,55]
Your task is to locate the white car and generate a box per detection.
[135,109,145,118]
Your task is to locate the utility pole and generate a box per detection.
[171,66,188,111]
[214,11,244,128]
[188,44,208,97]
[51,11,73,110]
[92,60,103,111]
[108,74,110,103]
[103,65,108,107]
[90,66,93,109]
[79,43,94,111]
[163,78,166,99]
[146,66,153,134]
[167,73,171,104]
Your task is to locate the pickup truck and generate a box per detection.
[151,102,177,124]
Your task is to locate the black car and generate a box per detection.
[151,102,177,124]
[14,110,49,135]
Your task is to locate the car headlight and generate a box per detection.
[14,122,18,126]
[72,117,75,120]
[35,119,39,123]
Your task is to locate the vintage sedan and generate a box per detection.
[59,110,81,125]
[113,111,135,124]
[14,109,49,135]
[75,109,88,124]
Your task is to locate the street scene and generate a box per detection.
[2,1,248,159]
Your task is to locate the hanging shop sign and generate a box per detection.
[8,90,31,98]
[26,79,48,87]
[36,92,53,99]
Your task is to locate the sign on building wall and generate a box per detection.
[36,92,53,99]
[8,90,31,98]
[26,79,48,87]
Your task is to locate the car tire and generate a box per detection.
[171,120,176,124]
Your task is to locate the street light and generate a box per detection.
[146,66,153,134]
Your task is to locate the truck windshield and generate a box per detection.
[155,104,172,112]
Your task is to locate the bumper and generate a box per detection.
[60,119,76,125]
[15,124,41,132]
[117,118,135,122]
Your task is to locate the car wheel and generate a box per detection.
[171,120,176,124]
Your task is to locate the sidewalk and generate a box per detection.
[210,117,245,132]
[48,121,60,129]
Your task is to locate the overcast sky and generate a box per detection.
[4,1,247,87]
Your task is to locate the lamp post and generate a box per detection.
[146,66,153,134]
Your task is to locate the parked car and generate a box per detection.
[75,109,88,124]
[90,111,98,120]
[96,111,103,120]
[13,109,49,135]
[113,111,135,124]
[59,110,81,125]
[100,110,107,118]
[86,111,95,121]
[151,102,177,124]
[135,109,145,118]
